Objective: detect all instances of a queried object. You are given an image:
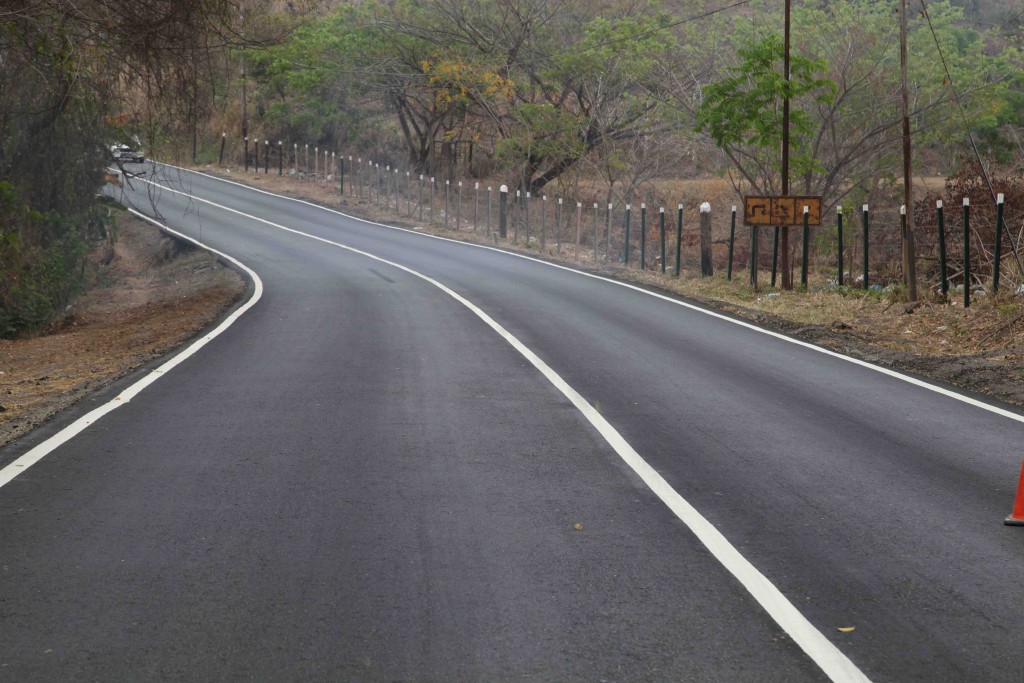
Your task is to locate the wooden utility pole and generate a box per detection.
[780,0,793,290]
[900,0,919,300]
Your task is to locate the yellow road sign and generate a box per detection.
[744,196,822,226]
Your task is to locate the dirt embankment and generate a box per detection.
[0,212,245,449]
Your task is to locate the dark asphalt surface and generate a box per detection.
[1,163,1022,681]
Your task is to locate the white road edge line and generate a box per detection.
[159,162,1024,426]
[0,210,264,489]
[139,175,872,683]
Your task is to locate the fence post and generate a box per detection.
[640,203,647,270]
[244,137,249,172]
[514,190,520,243]
[418,175,424,221]
[675,204,683,277]
[263,140,269,174]
[219,132,226,166]
[751,225,759,289]
[406,172,411,214]
[771,226,780,287]
[801,205,810,288]
[937,200,947,299]
[963,197,971,308]
[315,146,319,179]
[836,206,843,285]
[429,177,435,223]
[499,185,508,238]
[445,180,451,229]
[349,156,354,195]
[576,202,583,262]
[375,163,380,206]
[624,204,631,265]
[456,181,462,230]
[994,193,1005,293]
[557,198,563,254]
[606,203,613,263]
[525,192,531,245]
[769,226,780,287]
[541,196,547,248]
[394,169,399,211]
[700,202,713,277]
[594,203,600,262]
[727,205,737,280]
[487,186,492,234]
[474,182,479,231]
[659,207,666,273]
[862,204,870,290]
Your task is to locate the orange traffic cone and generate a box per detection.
[1006,460,1024,526]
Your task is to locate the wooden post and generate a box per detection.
[659,207,666,273]
[624,204,631,265]
[751,226,759,290]
[556,198,563,254]
[836,206,843,285]
[576,202,583,262]
[640,203,647,270]
[937,200,947,299]
[514,190,520,243]
[994,193,1005,292]
[607,203,613,262]
[525,192,531,245]
[801,205,810,287]
[499,185,508,238]
[541,196,547,248]
[727,206,737,280]
[456,181,462,230]
[963,197,971,308]
[700,202,713,276]
[862,204,870,289]
[675,204,683,276]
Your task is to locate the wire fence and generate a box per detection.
[221,137,1024,304]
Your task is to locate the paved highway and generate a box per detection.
[1,163,1021,681]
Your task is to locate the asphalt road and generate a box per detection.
[1,163,1022,681]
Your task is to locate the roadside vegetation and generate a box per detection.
[3,0,1024,337]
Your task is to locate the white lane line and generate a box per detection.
[158,162,1024,426]
[139,176,871,683]
[0,210,263,489]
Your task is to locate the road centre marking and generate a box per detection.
[0,212,263,489]
[161,163,1024,427]
[133,174,872,683]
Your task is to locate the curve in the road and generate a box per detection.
[0,210,263,489]
[120,172,871,683]
[161,164,1024,426]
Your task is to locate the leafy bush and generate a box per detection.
[0,182,104,338]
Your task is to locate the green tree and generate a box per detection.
[694,32,837,194]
